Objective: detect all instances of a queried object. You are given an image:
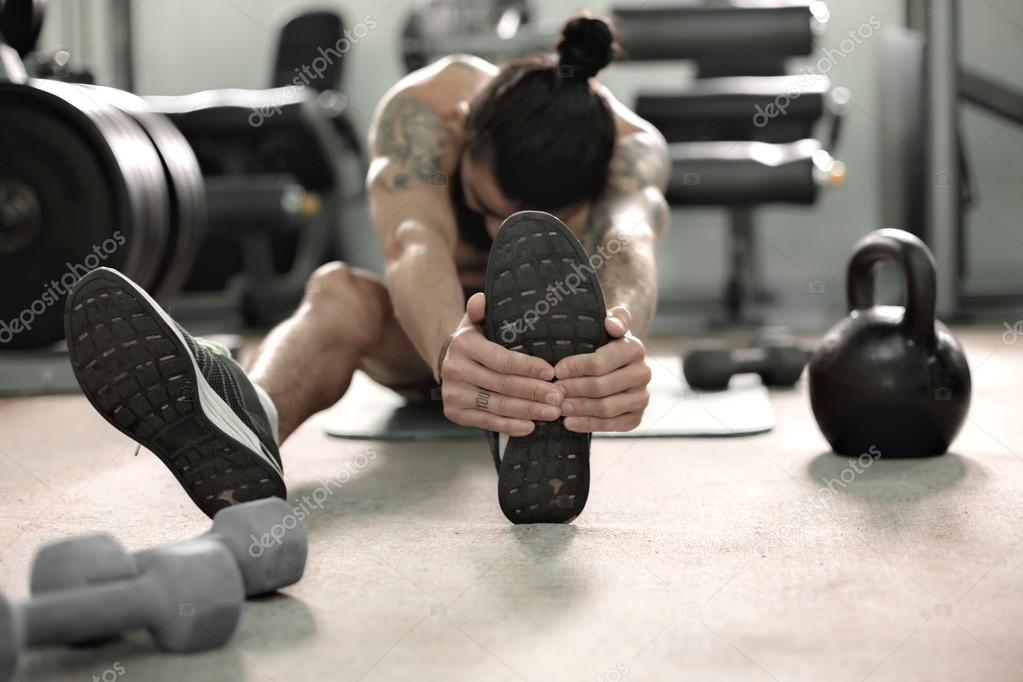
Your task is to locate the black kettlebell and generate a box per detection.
[808,228,971,457]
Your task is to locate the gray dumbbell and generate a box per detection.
[32,498,306,598]
[0,537,243,682]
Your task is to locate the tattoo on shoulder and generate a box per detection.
[372,92,453,192]
[607,132,670,194]
[582,133,671,252]
[583,192,622,253]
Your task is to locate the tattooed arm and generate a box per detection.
[367,84,465,376]
[583,130,670,340]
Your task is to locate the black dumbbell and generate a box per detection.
[683,330,810,390]
[32,498,306,598]
[0,537,243,681]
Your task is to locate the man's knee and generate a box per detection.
[303,262,389,339]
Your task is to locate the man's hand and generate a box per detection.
[440,293,565,436]
[553,306,652,433]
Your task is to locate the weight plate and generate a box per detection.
[33,79,170,290]
[0,80,169,349]
[84,84,168,278]
[80,84,206,300]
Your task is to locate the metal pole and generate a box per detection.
[108,0,134,91]
[924,0,960,317]
[725,208,755,322]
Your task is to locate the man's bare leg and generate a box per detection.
[246,261,433,442]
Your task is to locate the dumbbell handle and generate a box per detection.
[115,525,289,597]
[19,576,149,647]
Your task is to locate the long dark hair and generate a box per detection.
[463,13,619,210]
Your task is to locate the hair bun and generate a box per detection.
[556,14,617,82]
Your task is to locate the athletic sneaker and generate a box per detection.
[65,267,285,518]
[484,211,609,524]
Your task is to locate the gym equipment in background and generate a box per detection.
[271,8,365,170]
[1,0,95,82]
[402,0,534,73]
[880,0,1023,316]
[0,10,364,394]
[808,228,971,458]
[149,6,364,327]
[272,9,346,91]
[683,329,810,391]
[145,86,346,326]
[624,2,848,322]
[31,498,307,598]
[0,537,244,681]
[0,77,181,350]
[399,0,816,71]
[396,0,848,323]
[0,0,43,57]
[0,78,339,346]
[82,84,207,301]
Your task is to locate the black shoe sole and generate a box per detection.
[65,268,286,518]
[484,211,609,524]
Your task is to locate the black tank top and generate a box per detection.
[450,165,493,253]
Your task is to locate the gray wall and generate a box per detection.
[37,0,1023,329]
[959,1,1023,296]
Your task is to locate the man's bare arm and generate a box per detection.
[583,130,671,338]
[367,88,465,377]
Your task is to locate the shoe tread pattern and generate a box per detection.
[484,213,608,524]
[65,271,285,518]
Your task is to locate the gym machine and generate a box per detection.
[145,86,347,326]
[271,8,365,175]
[626,2,848,321]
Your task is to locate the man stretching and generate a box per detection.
[65,13,669,523]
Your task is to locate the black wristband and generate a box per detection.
[435,333,455,383]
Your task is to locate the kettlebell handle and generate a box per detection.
[846,228,938,347]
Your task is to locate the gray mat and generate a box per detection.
[324,355,774,440]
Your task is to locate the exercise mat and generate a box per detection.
[323,355,774,441]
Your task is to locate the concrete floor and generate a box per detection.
[1,328,1021,681]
